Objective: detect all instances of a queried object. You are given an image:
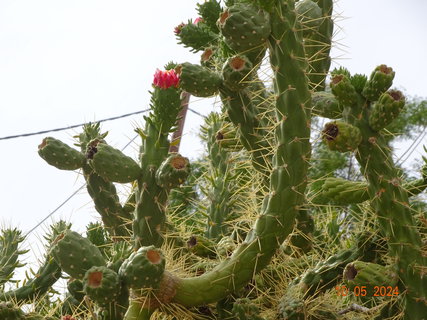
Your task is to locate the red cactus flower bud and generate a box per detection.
[193,17,204,24]
[62,316,76,320]
[174,23,185,34]
[153,69,180,89]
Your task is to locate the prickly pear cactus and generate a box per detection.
[83,266,121,306]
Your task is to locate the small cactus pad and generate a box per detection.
[222,55,254,91]
[155,153,190,188]
[50,230,106,279]
[217,3,271,52]
[296,0,323,30]
[83,266,121,306]
[87,140,142,183]
[119,246,165,289]
[369,90,405,131]
[38,137,86,170]
[232,298,263,320]
[175,21,217,53]
[175,62,222,97]
[322,121,362,152]
[362,64,395,101]
[196,0,222,33]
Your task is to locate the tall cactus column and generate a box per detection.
[323,67,427,318]
[166,0,312,306]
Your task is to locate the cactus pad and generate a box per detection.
[175,62,222,97]
[50,230,106,279]
[38,137,86,170]
[218,3,271,53]
[222,55,254,91]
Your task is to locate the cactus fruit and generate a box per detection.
[369,90,405,131]
[222,55,254,91]
[296,0,322,31]
[330,73,358,107]
[311,91,342,119]
[322,121,362,152]
[38,137,86,170]
[119,246,166,290]
[218,3,271,53]
[175,62,222,97]
[50,230,106,279]
[86,139,142,183]
[362,64,395,101]
[155,154,190,189]
[83,266,121,306]
[343,261,398,296]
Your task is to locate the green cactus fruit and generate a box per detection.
[119,246,165,289]
[343,261,398,296]
[67,278,85,302]
[311,91,342,119]
[155,153,190,189]
[218,3,271,53]
[222,55,254,91]
[296,0,322,31]
[83,266,121,306]
[232,298,263,320]
[278,298,305,320]
[330,73,358,106]
[362,64,395,101]
[175,20,218,53]
[0,302,24,319]
[322,121,362,152]
[38,137,86,170]
[197,0,222,33]
[50,229,106,279]
[175,62,222,97]
[186,235,216,258]
[369,90,405,131]
[86,139,142,183]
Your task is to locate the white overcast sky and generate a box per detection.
[0,0,426,271]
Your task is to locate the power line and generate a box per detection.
[0,109,150,141]
[0,107,204,141]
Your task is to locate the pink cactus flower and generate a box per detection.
[153,69,180,89]
[193,17,204,24]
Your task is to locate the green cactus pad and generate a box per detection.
[38,137,86,170]
[222,55,254,91]
[218,3,271,52]
[155,153,190,189]
[83,266,121,306]
[87,140,142,183]
[311,91,342,119]
[296,0,322,31]
[0,229,27,285]
[330,73,358,107]
[119,246,165,289]
[343,261,398,296]
[369,90,405,131]
[50,229,106,279]
[67,278,85,302]
[175,62,222,97]
[175,21,218,53]
[362,64,395,101]
[322,121,362,152]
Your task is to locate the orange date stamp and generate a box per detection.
[335,285,400,297]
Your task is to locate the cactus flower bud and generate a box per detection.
[153,69,180,89]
